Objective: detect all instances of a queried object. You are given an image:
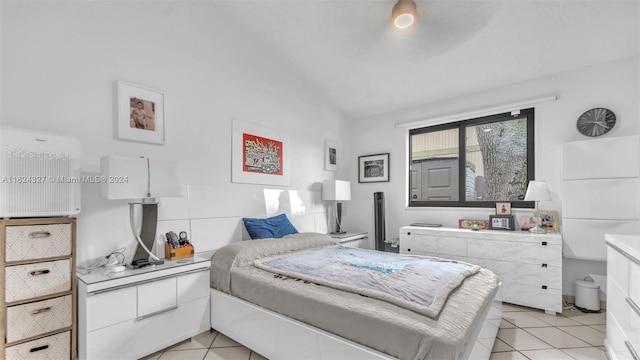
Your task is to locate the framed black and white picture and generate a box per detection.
[324,139,338,172]
[358,153,390,183]
[489,215,515,231]
[115,80,165,144]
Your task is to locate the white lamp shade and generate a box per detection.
[322,179,351,201]
[100,156,183,200]
[524,180,552,201]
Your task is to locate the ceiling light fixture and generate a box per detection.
[392,0,417,29]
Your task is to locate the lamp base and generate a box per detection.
[330,231,347,235]
[528,226,547,234]
[127,258,164,270]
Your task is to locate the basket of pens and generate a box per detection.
[164,231,194,261]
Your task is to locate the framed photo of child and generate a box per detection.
[495,202,511,215]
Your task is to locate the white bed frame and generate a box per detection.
[210,284,502,360]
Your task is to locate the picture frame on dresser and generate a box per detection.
[489,215,515,230]
[495,202,512,215]
[539,210,559,233]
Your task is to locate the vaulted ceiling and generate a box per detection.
[218,0,639,120]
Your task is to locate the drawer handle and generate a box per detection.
[541,263,548,268]
[541,285,548,290]
[29,269,50,276]
[31,307,51,315]
[30,345,49,353]
[541,241,548,246]
[136,305,178,321]
[407,232,411,236]
[28,231,51,239]
[407,248,411,252]
[626,340,639,360]
[626,297,640,317]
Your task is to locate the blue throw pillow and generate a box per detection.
[242,214,298,239]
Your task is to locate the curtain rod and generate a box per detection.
[394,94,559,129]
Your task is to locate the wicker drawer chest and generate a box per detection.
[1,218,76,360]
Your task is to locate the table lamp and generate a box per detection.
[524,180,552,234]
[101,155,182,269]
[322,179,351,234]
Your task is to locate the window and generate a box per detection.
[408,108,534,208]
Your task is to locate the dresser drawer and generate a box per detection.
[468,257,562,290]
[5,259,71,302]
[608,246,630,294]
[608,278,640,349]
[86,286,136,332]
[5,223,72,262]
[4,331,70,360]
[468,240,561,267]
[499,282,562,313]
[6,295,73,343]
[606,311,636,360]
[399,234,466,257]
[400,248,468,263]
[629,259,640,312]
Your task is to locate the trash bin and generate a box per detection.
[575,279,600,312]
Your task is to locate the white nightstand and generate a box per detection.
[331,232,368,248]
[77,256,211,360]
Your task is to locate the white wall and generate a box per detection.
[0,2,350,266]
[349,55,640,296]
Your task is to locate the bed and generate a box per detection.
[209,233,501,360]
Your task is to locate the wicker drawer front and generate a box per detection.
[5,295,72,343]
[5,223,72,262]
[4,331,70,360]
[5,259,71,303]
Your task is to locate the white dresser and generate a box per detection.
[77,256,211,360]
[605,234,640,360]
[1,217,76,360]
[399,226,563,314]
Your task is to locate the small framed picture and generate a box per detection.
[489,215,515,231]
[495,202,512,215]
[458,219,490,230]
[324,139,338,172]
[519,216,539,231]
[358,153,390,183]
[538,210,559,233]
[115,80,165,145]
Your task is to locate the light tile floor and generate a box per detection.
[140,303,607,360]
[491,303,607,360]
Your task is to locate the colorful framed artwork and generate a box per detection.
[489,215,515,231]
[495,202,511,215]
[232,118,290,186]
[538,210,559,233]
[324,139,338,172]
[358,153,390,183]
[115,80,165,144]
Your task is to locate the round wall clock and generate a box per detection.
[576,108,616,137]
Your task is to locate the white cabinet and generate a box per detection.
[399,226,562,314]
[1,218,76,360]
[605,234,640,360]
[562,135,640,261]
[77,257,211,360]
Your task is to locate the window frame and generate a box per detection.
[408,108,535,209]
